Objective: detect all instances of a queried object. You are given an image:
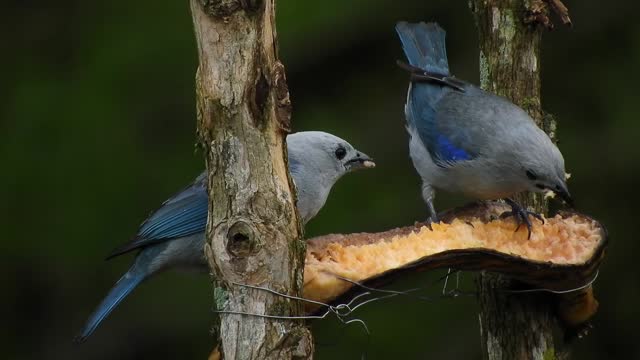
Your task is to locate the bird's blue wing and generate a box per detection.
[397,22,478,167]
[107,173,208,259]
[408,84,478,167]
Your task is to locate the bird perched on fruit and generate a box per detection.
[75,131,374,343]
[396,21,571,236]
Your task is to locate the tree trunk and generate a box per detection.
[469,1,560,359]
[190,0,313,359]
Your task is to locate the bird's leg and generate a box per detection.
[421,183,439,226]
[422,183,465,297]
[441,268,464,298]
[500,198,545,239]
[442,268,451,295]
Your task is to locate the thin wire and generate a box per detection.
[214,281,376,359]
[215,269,599,324]
[335,269,473,301]
[503,270,599,294]
[214,310,330,320]
[330,274,430,300]
[213,282,375,322]
[352,293,399,312]
[227,280,330,308]
[442,268,453,295]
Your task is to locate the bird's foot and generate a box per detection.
[424,214,440,231]
[500,199,544,240]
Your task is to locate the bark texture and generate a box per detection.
[190,0,313,359]
[469,0,560,359]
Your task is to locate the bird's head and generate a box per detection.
[521,138,572,206]
[287,131,375,178]
[286,131,375,224]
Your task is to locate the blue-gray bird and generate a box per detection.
[396,21,572,235]
[75,131,374,343]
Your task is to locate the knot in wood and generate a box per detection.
[226,220,257,257]
[199,0,241,18]
[199,0,263,17]
[249,69,270,127]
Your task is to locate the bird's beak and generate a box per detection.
[345,151,375,171]
[555,183,574,207]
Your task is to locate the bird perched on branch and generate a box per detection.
[396,21,571,236]
[75,131,374,343]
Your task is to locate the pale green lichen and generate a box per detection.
[213,285,229,311]
[268,300,290,317]
[520,97,540,115]
[543,348,557,360]
[479,51,490,89]
[497,11,517,66]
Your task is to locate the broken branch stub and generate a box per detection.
[303,202,606,333]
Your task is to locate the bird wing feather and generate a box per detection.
[409,84,533,168]
[106,173,208,259]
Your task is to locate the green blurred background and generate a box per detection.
[2,0,638,358]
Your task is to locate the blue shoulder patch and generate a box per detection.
[407,83,477,168]
[436,134,471,163]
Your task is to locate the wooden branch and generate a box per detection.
[190,0,312,359]
[469,0,575,358]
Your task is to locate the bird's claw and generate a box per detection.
[425,214,440,231]
[500,199,544,239]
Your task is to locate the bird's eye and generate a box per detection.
[335,146,347,160]
[526,170,537,180]
[535,184,545,190]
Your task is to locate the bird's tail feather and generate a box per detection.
[396,21,450,76]
[74,270,145,343]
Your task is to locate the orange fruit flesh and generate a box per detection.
[304,214,601,308]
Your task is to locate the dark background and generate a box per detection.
[2,0,638,358]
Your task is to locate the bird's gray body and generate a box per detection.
[407,85,566,201]
[144,232,207,272]
[139,131,372,272]
[397,21,570,220]
[76,131,373,342]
